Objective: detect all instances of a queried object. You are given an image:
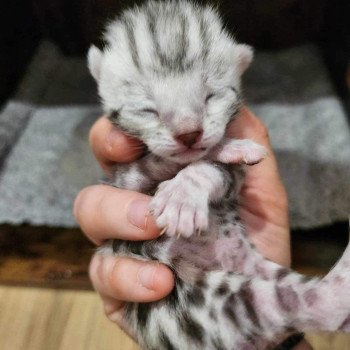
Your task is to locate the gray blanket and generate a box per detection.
[0,42,348,229]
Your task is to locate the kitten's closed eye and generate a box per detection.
[205,93,215,103]
[230,87,238,96]
[141,108,159,116]
[205,87,237,104]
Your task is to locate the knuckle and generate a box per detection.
[253,119,270,142]
[108,257,127,296]
[88,117,114,162]
[88,253,103,288]
[90,254,126,297]
[73,186,100,222]
[73,187,90,223]
[88,119,102,149]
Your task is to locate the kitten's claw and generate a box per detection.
[159,226,168,236]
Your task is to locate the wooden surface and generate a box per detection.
[0,224,93,289]
[0,222,348,289]
[0,285,349,350]
[0,286,138,350]
[306,332,350,350]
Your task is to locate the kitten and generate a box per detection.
[88,1,350,349]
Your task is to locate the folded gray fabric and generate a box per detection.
[244,45,350,228]
[0,106,102,226]
[0,43,54,163]
[0,42,101,227]
[0,42,348,229]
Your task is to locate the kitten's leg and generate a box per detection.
[149,161,232,237]
[210,138,268,165]
[205,244,350,347]
[97,155,181,257]
[257,242,350,334]
[215,223,305,283]
[109,162,154,192]
[302,241,350,332]
[208,273,319,342]
[215,231,290,279]
[109,155,181,192]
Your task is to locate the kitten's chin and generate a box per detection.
[166,148,208,164]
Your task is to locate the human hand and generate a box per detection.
[74,107,311,349]
[73,118,174,335]
[228,107,290,266]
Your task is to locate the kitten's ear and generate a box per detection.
[235,44,253,75]
[88,45,103,81]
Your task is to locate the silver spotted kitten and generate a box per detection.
[88,1,350,349]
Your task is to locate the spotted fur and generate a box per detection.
[88,1,350,349]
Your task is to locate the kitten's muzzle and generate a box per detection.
[175,130,203,148]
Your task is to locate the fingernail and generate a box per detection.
[137,264,157,289]
[127,199,149,229]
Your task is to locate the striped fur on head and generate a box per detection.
[88,0,253,165]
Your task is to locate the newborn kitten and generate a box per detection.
[88,1,350,349]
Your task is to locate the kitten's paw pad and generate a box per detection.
[215,140,268,165]
[150,180,209,237]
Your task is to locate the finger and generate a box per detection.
[74,185,160,245]
[89,254,174,305]
[227,106,275,171]
[89,116,144,172]
[227,106,271,147]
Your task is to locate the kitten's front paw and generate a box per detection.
[214,139,268,165]
[149,179,209,238]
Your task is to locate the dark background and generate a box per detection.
[1,0,349,108]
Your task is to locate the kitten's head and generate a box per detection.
[88,1,253,164]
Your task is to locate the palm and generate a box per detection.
[224,107,291,267]
[240,161,290,267]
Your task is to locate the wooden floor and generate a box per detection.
[0,286,138,350]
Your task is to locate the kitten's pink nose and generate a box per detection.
[175,130,202,148]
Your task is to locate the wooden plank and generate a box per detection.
[306,332,350,350]
[0,286,139,350]
[0,224,93,289]
[0,286,350,350]
[0,222,348,289]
